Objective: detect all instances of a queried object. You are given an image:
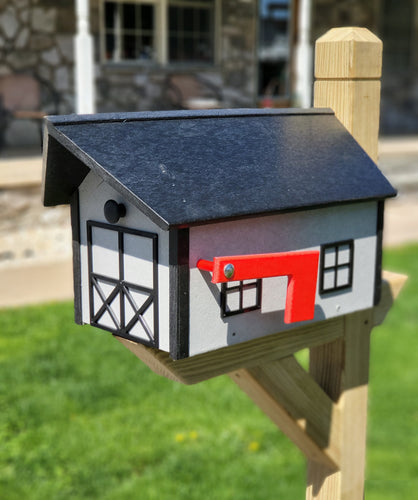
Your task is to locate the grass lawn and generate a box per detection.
[0,244,417,499]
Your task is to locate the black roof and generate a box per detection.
[43,108,396,230]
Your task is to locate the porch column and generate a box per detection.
[74,0,96,114]
[294,0,313,108]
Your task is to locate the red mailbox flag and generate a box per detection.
[197,250,320,324]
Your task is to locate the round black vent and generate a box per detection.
[104,199,126,224]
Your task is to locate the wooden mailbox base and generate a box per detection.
[118,271,406,499]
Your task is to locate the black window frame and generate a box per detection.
[220,279,262,318]
[319,239,354,294]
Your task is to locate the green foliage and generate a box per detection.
[0,244,417,499]
[366,244,418,498]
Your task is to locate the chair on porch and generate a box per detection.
[0,73,60,150]
[162,73,223,110]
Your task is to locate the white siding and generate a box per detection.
[188,202,378,356]
[77,171,170,352]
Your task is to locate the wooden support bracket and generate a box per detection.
[117,270,406,386]
[230,355,341,470]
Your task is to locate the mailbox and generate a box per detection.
[42,108,396,360]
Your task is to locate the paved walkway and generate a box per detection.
[378,137,418,247]
[384,196,418,247]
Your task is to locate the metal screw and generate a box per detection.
[224,263,235,279]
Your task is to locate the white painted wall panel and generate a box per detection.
[189,202,378,357]
[77,171,170,352]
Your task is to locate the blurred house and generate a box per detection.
[0,0,417,149]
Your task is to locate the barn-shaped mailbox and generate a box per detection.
[42,108,396,360]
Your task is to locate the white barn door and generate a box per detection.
[87,221,158,347]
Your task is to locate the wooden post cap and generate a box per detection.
[315,27,382,80]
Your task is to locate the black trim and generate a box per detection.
[87,220,159,347]
[319,240,354,294]
[42,133,90,207]
[220,280,262,317]
[169,228,190,360]
[374,201,385,306]
[70,190,83,324]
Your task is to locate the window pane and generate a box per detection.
[141,4,154,30]
[242,287,258,309]
[123,34,137,59]
[184,8,195,32]
[338,244,351,265]
[169,6,179,31]
[199,9,210,33]
[140,35,154,59]
[105,33,116,60]
[105,2,117,29]
[337,266,350,288]
[323,269,335,291]
[226,290,240,313]
[122,3,136,30]
[324,247,336,268]
[198,37,212,61]
[169,35,179,60]
[184,36,194,59]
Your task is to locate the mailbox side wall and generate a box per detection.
[77,171,171,352]
[188,202,379,357]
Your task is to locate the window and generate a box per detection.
[319,240,354,294]
[220,280,262,318]
[169,0,214,62]
[102,0,215,64]
[104,1,156,61]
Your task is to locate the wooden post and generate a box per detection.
[314,27,382,162]
[113,27,407,500]
[306,27,383,499]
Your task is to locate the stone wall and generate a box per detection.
[0,0,258,147]
[0,0,75,147]
[312,0,418,134]
[1,0,417,145]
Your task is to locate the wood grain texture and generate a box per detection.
[314,27,382,162]
[230,355,341,469]
[117,316,345,384]
[373,270,408,325]
[315,27,382,80]
[314,80,381,161]
[306,309,373,500]
[308,27,382,500]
